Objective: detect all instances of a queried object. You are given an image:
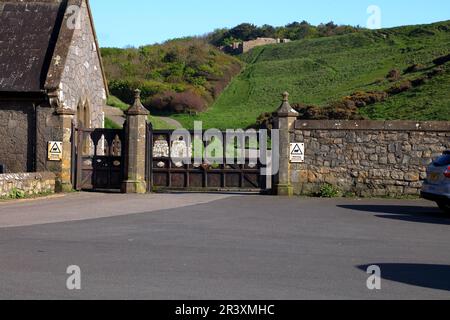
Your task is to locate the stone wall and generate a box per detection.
[290,120,450,197]
[241,38,279,53]
[57,0,105,129]
[0,101,35,173]
[222,38,291,54]
[0,172,55,198]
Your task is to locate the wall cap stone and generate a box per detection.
[294,120,450,132]
[0,172,56,182]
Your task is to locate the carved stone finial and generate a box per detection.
[277,91,299,117]
[135,89,141,99]
[125,88,149,116]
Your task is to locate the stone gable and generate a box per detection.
[57,0,106,128]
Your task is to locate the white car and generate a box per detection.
[421,150,450,213]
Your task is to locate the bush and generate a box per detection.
[148,91,207,113]
[206,20,361,47]
[9,188,25,199]
[256,111,276,130]
[102,39,242,115]
[427,66,445,78]
[386,80,413,95]
[344,91,388,107]
[433,53,450,66]
[411,76,427,87]
[386,69,401,82]
[316,184,341,198]
[404,63,424,74]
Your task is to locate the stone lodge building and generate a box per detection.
[0,0,108,190]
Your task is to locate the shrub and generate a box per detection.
[386,69,401,82]
[256,111,276,130]
[433,53,450,66]
[404,63,424,74]
[411,77,427,87]
[9,188,25,199]
[316,184,341,198]
[386,80,413,95]
[344,91,388,107]
[102,38,242,115]
[148,91,207,113]
[427,66,445,78]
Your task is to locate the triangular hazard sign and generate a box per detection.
[51,143,61,154]
[291,144,303,155]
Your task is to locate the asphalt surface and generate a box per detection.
[0,193,449,300]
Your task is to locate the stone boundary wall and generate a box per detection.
[0,101,35,173]
[290,120,450,197]
[221,38,291,54]
[0,172,56,198]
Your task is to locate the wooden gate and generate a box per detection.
[146,124,269,193]
[75,127,125,192]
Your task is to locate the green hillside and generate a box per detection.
[171,20,450,129]
[102,38,242,114]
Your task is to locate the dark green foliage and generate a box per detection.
[102,38,242,114]
[104,117,122,129]
[206,21,361,47]
[386,69,401,82]
[433,53,450,65]
[316,184,341,198]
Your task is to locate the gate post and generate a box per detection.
[275,92,299,196]
[55,107,76,192]
[122,89,150,194]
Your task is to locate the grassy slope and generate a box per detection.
[106,95,176,129]
[172,20,450,129]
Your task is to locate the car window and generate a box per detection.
[434,154,450,167]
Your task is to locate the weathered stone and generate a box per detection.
[0,0,107,190]
[0,172,55,197]
[284,120,449,197]
[122,90,149,194]
[405,173,420,182]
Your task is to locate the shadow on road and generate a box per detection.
[358,264,450,292]
[338,205,450,225]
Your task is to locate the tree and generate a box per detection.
[228,23,259,41]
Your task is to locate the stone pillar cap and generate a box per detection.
[277,91,299,117]
[125,89,150,116]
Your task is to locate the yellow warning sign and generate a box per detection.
[48,141,63,161]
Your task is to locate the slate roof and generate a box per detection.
[0,0,68,92]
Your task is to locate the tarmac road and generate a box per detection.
[0,193,449,300]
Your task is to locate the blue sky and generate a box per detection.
[90,0,450,48]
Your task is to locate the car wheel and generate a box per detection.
[437,201,450,214]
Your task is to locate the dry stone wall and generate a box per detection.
[290,120,450,197]
[0,172,55,198]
